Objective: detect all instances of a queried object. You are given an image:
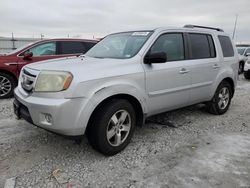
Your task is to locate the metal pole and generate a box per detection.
[232,14,238,39]
[11,32,15,50]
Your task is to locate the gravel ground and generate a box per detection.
[0,75,250,188]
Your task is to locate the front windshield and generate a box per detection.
[237,48,245,55]
[7,42,36,55]
[86,31,153,59]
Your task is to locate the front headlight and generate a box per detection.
[34,71,73,92]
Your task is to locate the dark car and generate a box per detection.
[0,38,98,98]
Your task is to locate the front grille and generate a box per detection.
[21,68,37,93]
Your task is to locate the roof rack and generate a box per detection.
[184,25,224,32]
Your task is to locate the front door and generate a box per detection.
[143,32,192,115]
[17,42,59,75]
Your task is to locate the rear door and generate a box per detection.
[57,41,87,55]
[186,33,220,104]
[143,32,192,115]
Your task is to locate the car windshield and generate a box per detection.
[7,42,36,55]
[86,31,153,59]
[237,48,245,55]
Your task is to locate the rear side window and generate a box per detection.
[150,33,185,61]
[59,41,86,54]
[189,33,215,59]
[218,36,234,57]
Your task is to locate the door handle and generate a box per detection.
[179,68,189,74]
[4,63,18,66]
[213,64,220,69]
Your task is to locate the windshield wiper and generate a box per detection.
[92,56,106,59]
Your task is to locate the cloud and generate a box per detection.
[0,0,249,42]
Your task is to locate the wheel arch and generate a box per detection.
[0,69,18,83]
[86,93,146,136]
[221,77,235,97]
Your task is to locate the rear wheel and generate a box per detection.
[206,81,232,115]
[87,99,136,156]
[0,72,16,99]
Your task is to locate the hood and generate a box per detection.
[25,55,140,81]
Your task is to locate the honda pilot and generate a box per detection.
[14,25,238,155]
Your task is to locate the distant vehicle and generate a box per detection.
[14,25,238,155]
[244,54,250,79]
[0,38,98,98]
[237,46,250,73]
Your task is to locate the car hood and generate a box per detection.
[25,56,139,81]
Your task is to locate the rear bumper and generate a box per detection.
[14,88,92,136]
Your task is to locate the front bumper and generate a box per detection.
[14,88,92,136]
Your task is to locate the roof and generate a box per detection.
[109,25,227,37]
[37,38,98,43]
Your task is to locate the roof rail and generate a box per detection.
[184,25,224,32]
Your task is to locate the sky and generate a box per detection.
[0,0,249,42]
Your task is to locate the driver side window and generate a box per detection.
[150,33,185,61]
[26,42,56,56]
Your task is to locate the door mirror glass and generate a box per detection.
[246,53,250,57]
[144,52,167,64]
[23,52,33,60]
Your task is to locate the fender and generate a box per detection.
[72,80,148,134]
[90,83,148,113]
[209,66,236,100]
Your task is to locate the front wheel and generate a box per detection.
[87,99,136,156]
[0,72,16,99]
[206,81,232,115]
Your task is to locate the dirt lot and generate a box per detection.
[0,76,250,188]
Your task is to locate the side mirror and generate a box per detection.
[144,52,167,64]
[246,53,250,57]
[23,52,33,60]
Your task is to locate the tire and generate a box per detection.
[0,72,16,99]
[206,81,232,115]
[244,71,250,79]
[87,99,136,156]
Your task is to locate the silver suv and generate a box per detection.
[14,25,238,155]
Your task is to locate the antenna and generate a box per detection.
[232,14,238,39]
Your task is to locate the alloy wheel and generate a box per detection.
[106,110,131,147]
[218,87,230,110]
[0,76,12,97]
